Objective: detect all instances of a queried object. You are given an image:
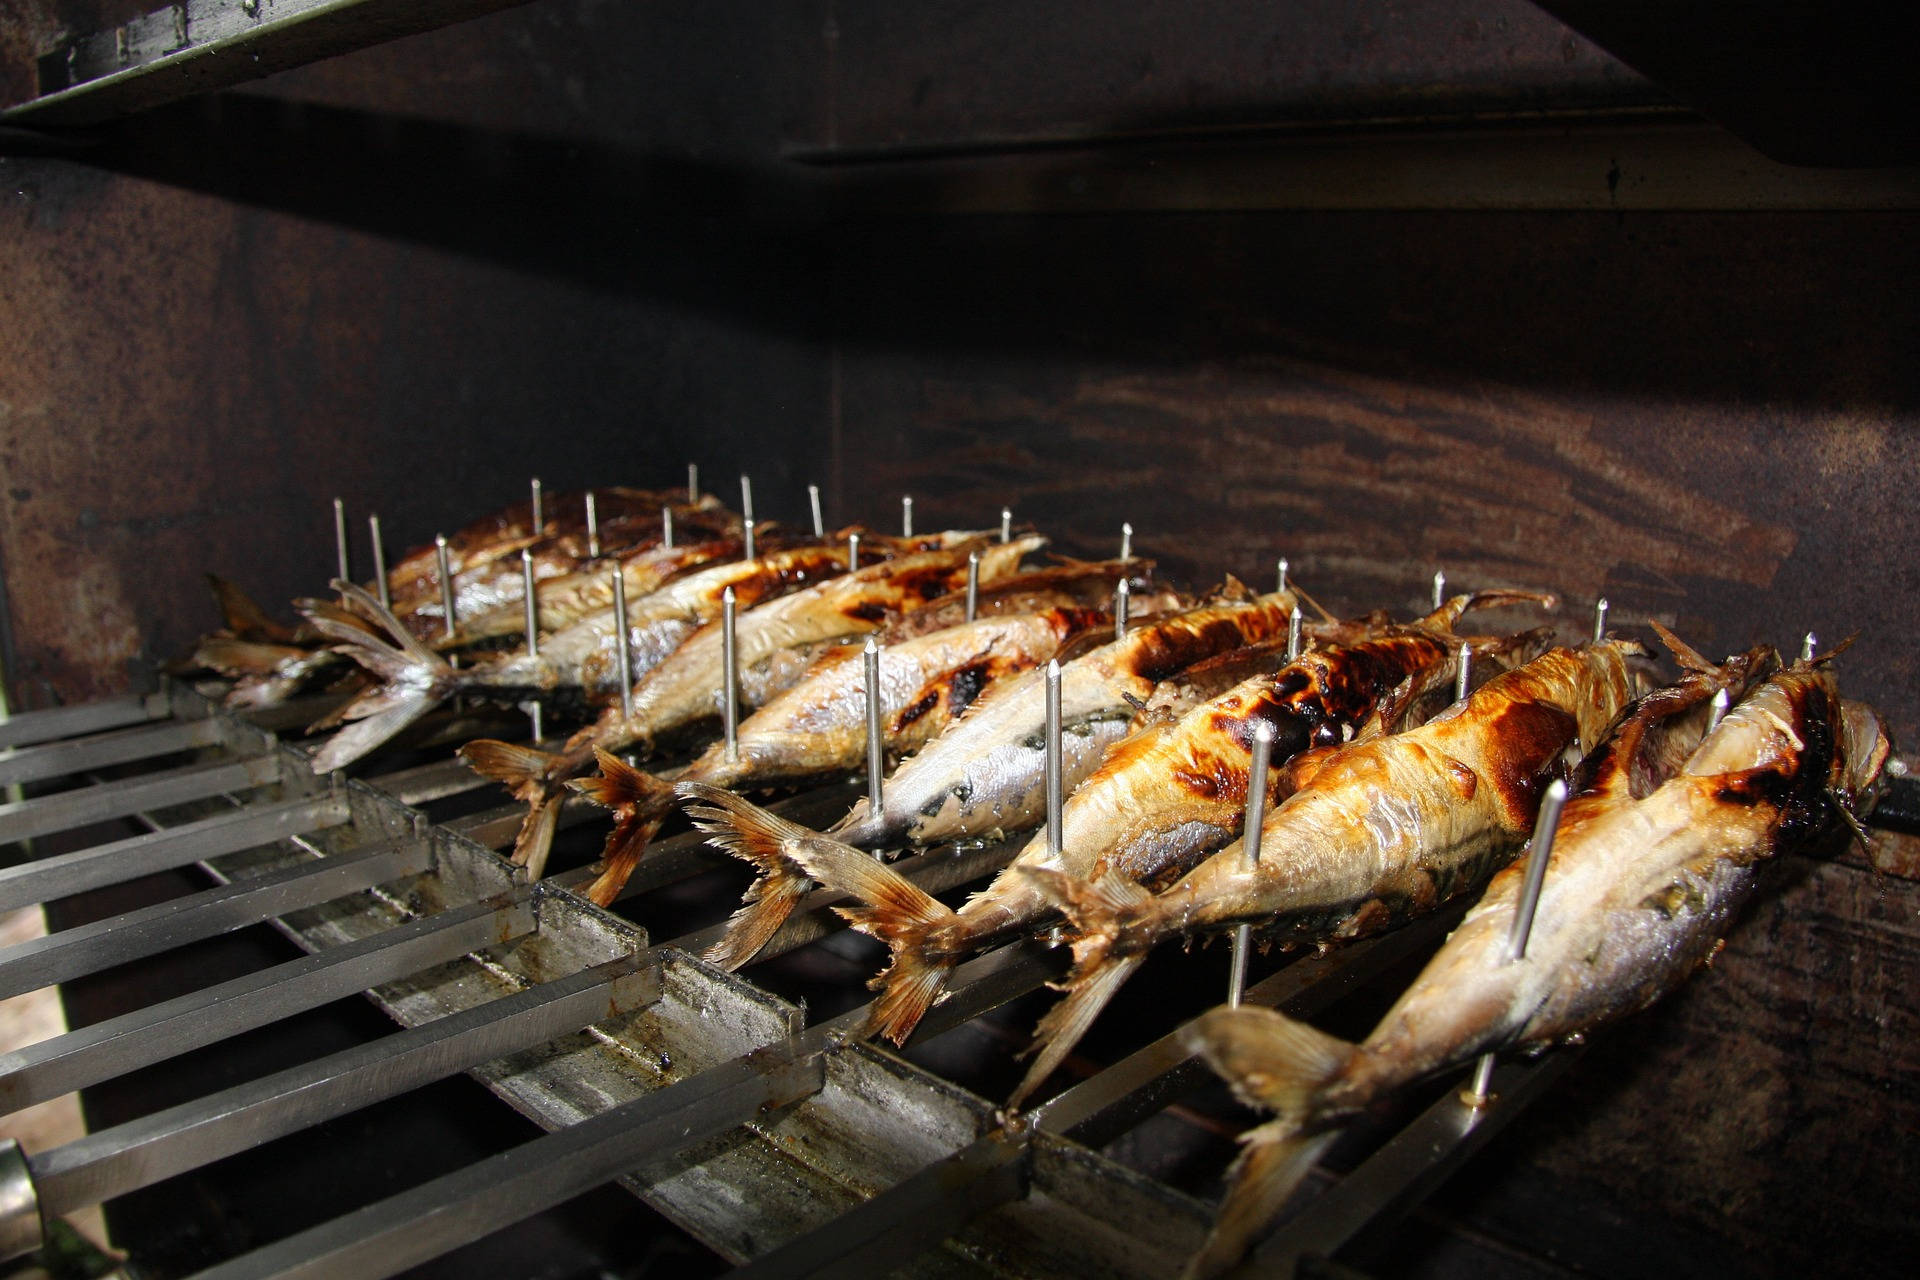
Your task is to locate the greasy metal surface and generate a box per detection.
[0,1137,40,1263]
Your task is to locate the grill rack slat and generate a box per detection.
[6,680,1881,1277]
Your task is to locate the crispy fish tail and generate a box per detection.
[678,782,839,970]
[692,781,961,1040]
[570,747,679,907]
[304,582,459,772]
[458,738,570,876]
[1009,868,1156,1109]
[1179,1005,1359,1277]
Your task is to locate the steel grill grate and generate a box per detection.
[1,682,1909,1278]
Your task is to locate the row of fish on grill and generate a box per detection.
[187,482,1893,1276]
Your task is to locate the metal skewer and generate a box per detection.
[1276,557,1288,595]
[522,551,543,741]
[332,498,350,596]
[368,515,390,612]
[1000,508,1012,544]
[1593,597,1610,642]
[1044,660,1064,860]
[585,491,600,558]
[1455,641,1472,703]
[808,484,824,538]
[662,505,674,550]
[864,638,884,850]
[1801,631,1817,662]
[721,586,739,763]
[1432,569,1446,610]
[964,551,980,623]
[530,478,544,535]
[687,463,699,504]
[847,531,860,572]
[611,568,635,721]
[1119,522,1132,562]
[1114,579,1130,640]
[902,495,914,539]
[740,475,756,561]
[1465,777,1570,1105]
[434,534,456,643]
[1228,720,1277,1008]
[1708,687,1730,731]
[1286,610,1303,662]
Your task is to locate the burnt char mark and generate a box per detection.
[1129,607,1290,683]
[946,660,992,717]
[892,687,942,732]
[1476,697,1582,824]
[844,600,890,623]
[1716,677,1843,846]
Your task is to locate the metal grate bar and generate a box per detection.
[0,753,281,846]
[27,952,661,1217]
[1242,1049,1584,1277]
[0,692,167,750]
[190,1031,827,1280]
[0,837,433,1000]
[0,891,537,1115]
[361,757,495,807]
[730,1130,1031,1280]
[0,716,227,787]
[0,792,353,915]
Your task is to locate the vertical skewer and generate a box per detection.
[1465,777,1570,1105]
[864,637,884,847]
[902,495,914,539]
[1432,569,1446,610]
[687,463,699,505]
[847,531,861,571]
[1593,597,1610,643]
[1119,522,1133,562]
[1455,641,1473,703]
[434,534,456,643]
[1801,631,1817,662]
[1228,721,1277,1007]
[1286,610,1304,662]
[662,505,675,550]
[721,586,739,763]
[1276,557,1288,595]
[332,498,350,593]
[368,514,390,613]
[1114,579,1131,641]
[808,484,824,538]
[965,551,980,623]
[740,475,756,561]
[520,551,540,660]
[530,478,544,536]
[585,491,600,558]
[1000,508,1012,544]
[1708,687,1729,732]
[611,567,634,721]
[1044,660,1064,860]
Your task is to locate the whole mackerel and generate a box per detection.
[1179,639,1889,1278]
[1012,641,1646,1111]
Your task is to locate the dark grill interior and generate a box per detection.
[2,3,1916,1278]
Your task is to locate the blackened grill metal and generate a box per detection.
[4,678,1850,1279]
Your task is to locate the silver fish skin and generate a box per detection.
[830,590,1300,849]
[1177,652,1889,1280]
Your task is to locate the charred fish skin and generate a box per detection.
[830,591,1301,849]
[1177,653,1889,1280]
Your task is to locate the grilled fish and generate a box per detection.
[680,588,1305,1040]
[580,603,1110,912]
[1013,641,1646,1113]
[1178,639,1889,1278]
[460,534,1039,871]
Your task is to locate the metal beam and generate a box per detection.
[0,715,225,786]
[0,753,281,846]
[0,692,168,750]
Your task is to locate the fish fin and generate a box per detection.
[1648,620,1718,674]
[685,779,960,1040]
[457,739,572,872]
[1290,582,1337,625]
[1008,949,1146,1111]
[307,686,443,773]
[194,637,304,678]
[1423,589,1558,631]
[570,747,678,906]
[207,574,297,642]
[1183,1005,1356,1123]
[1803,631,1859,666]
[680,781,832,970]
[1212,574,1254,605]
[1181,1125,1341,1280]
[1020,866,1153,936]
